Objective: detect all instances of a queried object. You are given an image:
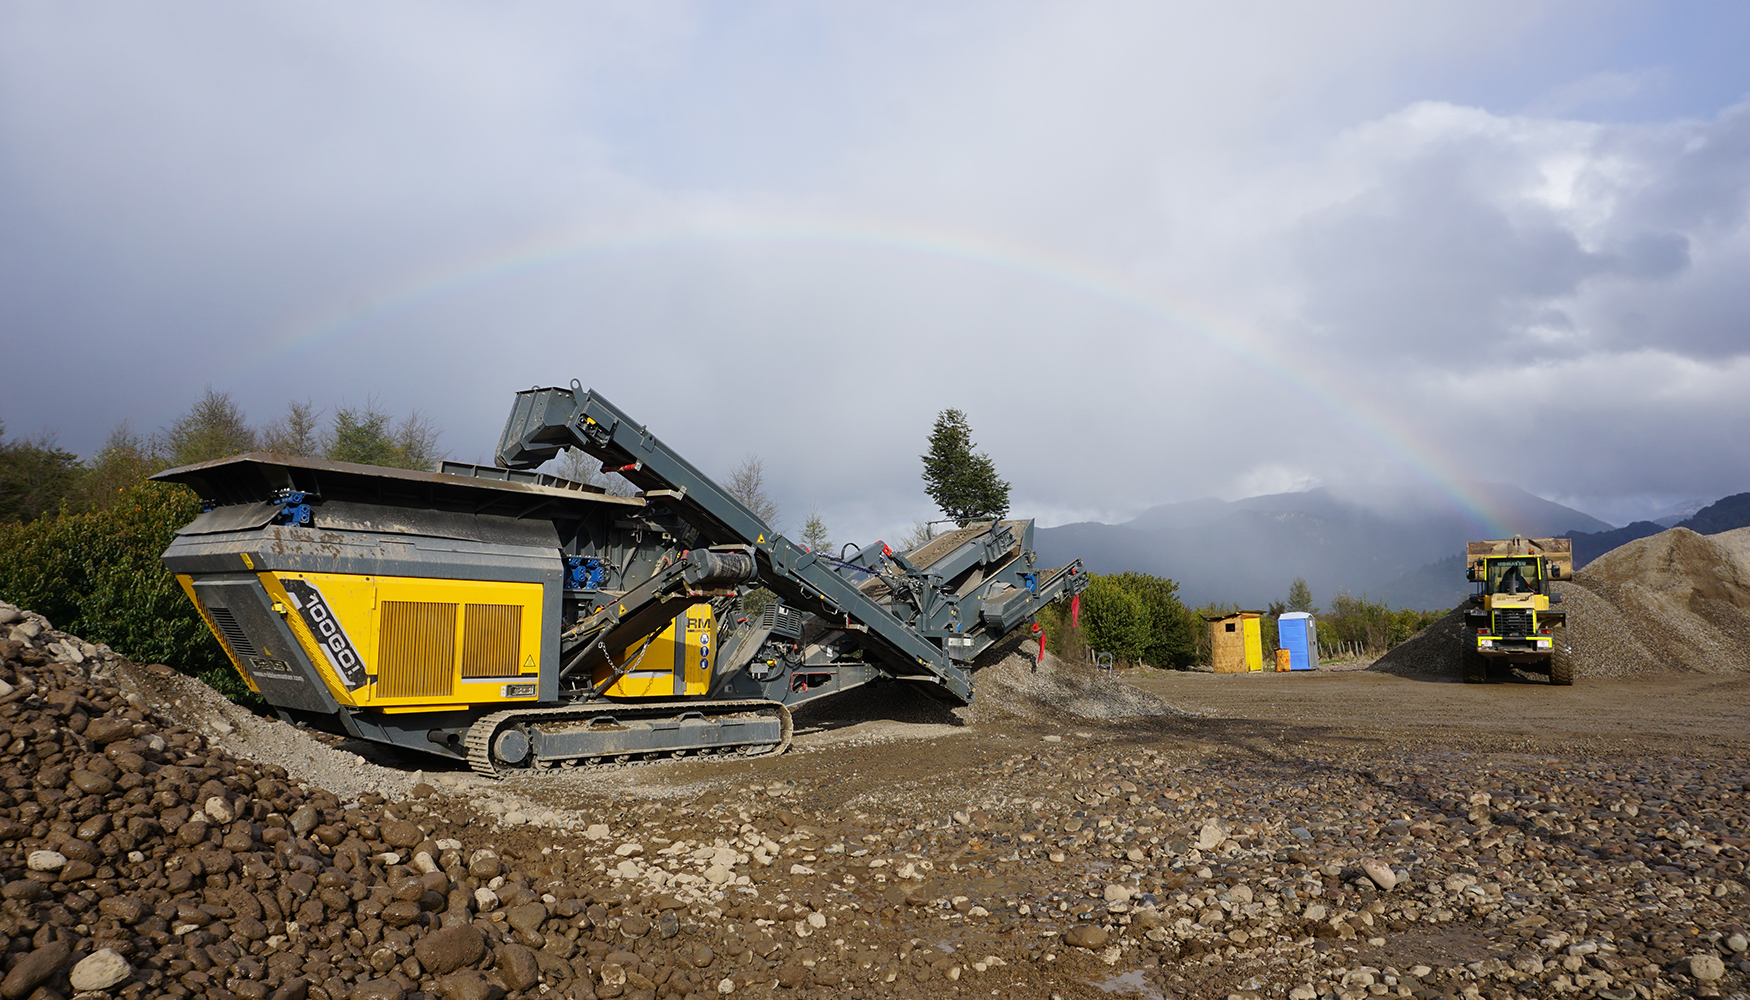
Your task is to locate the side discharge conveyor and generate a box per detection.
[155,383,1085,777]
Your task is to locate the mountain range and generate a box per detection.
[1034,485,1750,611]
[1560,492,1750,568]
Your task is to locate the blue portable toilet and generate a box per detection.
[1278,612,1318,671]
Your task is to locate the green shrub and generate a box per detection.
[1318,590,1443,653]
[0,480,226,674]
[1077,571,1196,669]
[1036,597,1087,663]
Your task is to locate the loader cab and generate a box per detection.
[1492,559,1539,595]
[1469,556,1548,598]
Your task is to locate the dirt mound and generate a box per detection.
[1710,524,1750,571]
[1373,526,1750,680]
[792,630,1181,728]
[1583,526,1750,607]
[1571,527,1750,675]
[1367,604,1469,678]
[958,632,1181,723]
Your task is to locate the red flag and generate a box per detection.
[1070,593,1081,628]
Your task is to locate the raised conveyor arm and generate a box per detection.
[496,383,976,701]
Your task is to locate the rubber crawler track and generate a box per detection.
[465,699,793,778]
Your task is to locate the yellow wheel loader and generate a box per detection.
[1461,536,1573,685]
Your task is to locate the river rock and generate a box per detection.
[381,819,422,847]
[1,940,71,1000]
[1361,857,1398,891]
[290,803,321,836]
[498,943,540,991]
[416,924,486,975]
[437,970,494,1000]
[1688,953,1726,982]
[1064,925,1109,949]
[82,715,134,744]
[68,949,132,991]
[206,794,237,823]
[26,850,66,872]
[1195,819,1228,850]
[505,902,548,936]
[351,979,406,1000]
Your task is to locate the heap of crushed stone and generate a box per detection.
[791,629,1180,729]
[956,632,1181,723]
[1372,526,1750,680]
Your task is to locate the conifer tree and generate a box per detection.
[920,409,1010,526]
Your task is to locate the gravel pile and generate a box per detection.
[958,635,1181,725]
[1372,527,1750,681]
[1575,528,1750,675]
[1366,606,1471,679]
[790,631,1182,731]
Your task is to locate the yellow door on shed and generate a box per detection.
[1243,616,1263,671]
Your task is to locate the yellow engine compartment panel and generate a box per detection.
[265,572,545,710]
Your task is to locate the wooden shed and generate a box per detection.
[1204,611,1264,673]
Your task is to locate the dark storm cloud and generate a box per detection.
[1,4,1748,539]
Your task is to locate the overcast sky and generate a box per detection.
[3,2,1748,541]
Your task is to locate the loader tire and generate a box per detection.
[1463,647,1488,684]
[1549,632,1573,686]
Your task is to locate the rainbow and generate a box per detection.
[235,214,1513,536]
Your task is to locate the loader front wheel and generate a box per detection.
[1463,647,1488,684]
[1549,632,1574,686]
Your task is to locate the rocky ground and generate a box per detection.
[1,598,1747,1000]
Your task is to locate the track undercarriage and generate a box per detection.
[463,699,792,778]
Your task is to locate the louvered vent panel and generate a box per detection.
[206,606,258,657]
[461,604,522,677]
[378,601,456,698]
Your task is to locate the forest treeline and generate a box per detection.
[0,390,444,695]
[0,389,441,523]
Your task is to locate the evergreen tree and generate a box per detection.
[800,508,832,553]
[325,402,443,470]
[921,408,1010,526]
[326,405,399,467]
[1286,577,1318,614]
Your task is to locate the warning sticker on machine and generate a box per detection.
[281,579,369,690]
